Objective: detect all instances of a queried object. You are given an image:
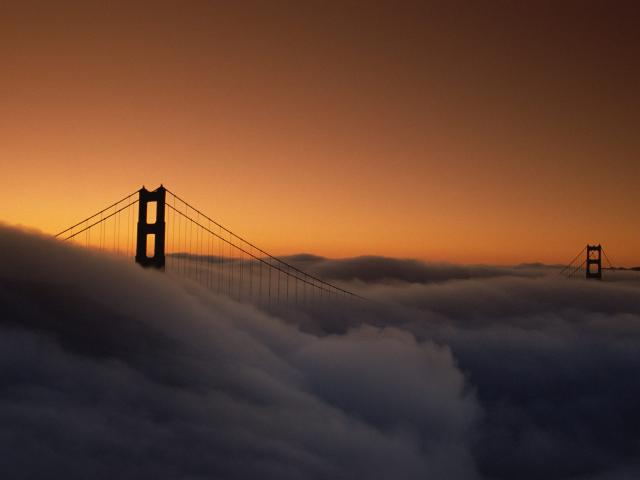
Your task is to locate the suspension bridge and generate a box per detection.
[559,244,617,279]
[55,185,364,307]
[54,185,627,304]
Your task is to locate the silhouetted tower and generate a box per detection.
[135,185,166,269]
[586,244,602,280]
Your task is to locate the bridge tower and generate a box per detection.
[586,244,602,280]
[135,185,166,269]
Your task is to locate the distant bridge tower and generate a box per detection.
[586,244,602,280]
[135,186,166,269]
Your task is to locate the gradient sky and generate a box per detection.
[1,1,638,265]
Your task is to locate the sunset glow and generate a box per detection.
[1,1,638,265]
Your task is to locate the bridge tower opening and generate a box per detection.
[586,244,602,280]
[135,186,166,269]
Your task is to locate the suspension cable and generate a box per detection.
[165,203,361,298]
[60,199,139,241]
[601,247,615,269]
[164,188,361,299]
[559,246,586,276]
[566,259,587,278]
[55,190,139,237]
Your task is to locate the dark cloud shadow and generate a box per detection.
[0,225,478,480]
[2,225,640,479]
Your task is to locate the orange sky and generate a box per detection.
[1,1,638,265]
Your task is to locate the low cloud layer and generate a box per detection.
[284,254,550,285]
[1,225,639,479]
